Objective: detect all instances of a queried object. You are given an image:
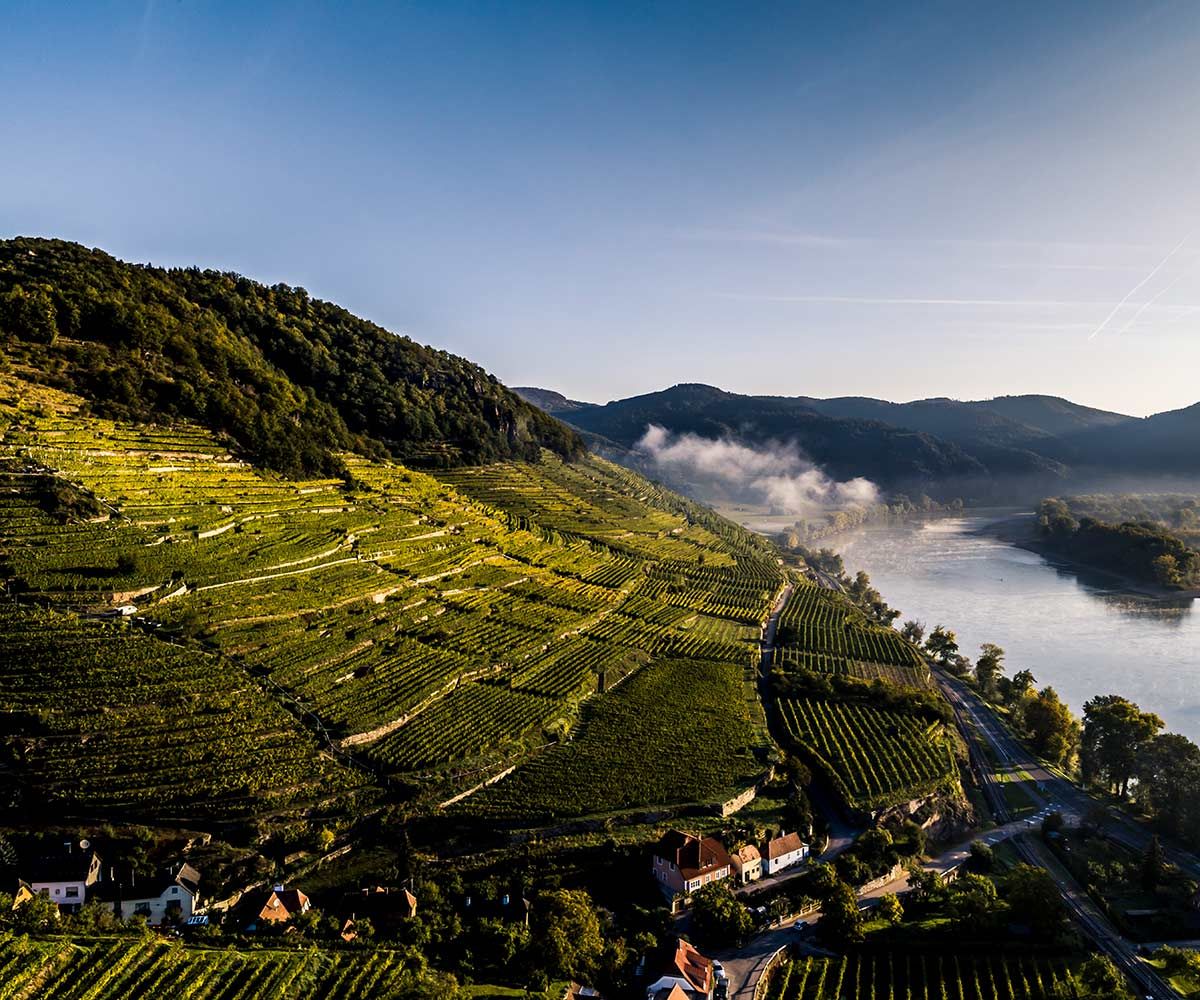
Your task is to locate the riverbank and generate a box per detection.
[982,511,1200,601]
[816,512,1200,742]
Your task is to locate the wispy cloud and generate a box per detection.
[1085,233,1191,340]
[137,0,157,61]
[1113,268,1193,335]
[676,226,1177,256]
[709,292,1154,308]
[673,227,862,248]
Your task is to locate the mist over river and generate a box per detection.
[819,512,1200,743]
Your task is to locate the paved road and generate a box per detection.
[937,669,1181,999]
[940,671,1200,880]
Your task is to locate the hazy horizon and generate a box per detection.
[4,1,1199,417]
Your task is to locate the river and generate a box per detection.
[817,512,1200,743]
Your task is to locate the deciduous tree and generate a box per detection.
[1082,695,1164,796]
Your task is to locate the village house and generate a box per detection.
[338,885,417,940]
[563,984,604,1000]
[247,884,311,928]
[763,831,808,875]
[645,938,714,999]
[730,844,762,885]
[26,843,103,913]
[92,862,201,925]
[650,830,732,900]
[10,881,35,911]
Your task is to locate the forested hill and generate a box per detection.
[523,382,1200,500]
[0,237,583,476]
[536,383,1002,497]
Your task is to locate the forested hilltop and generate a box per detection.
[0,238,582,476]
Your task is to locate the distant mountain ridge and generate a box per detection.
[516,382,1200,501]
[511,386,596,413]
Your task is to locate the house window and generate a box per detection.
[65,887,79,898]
[669,862,675,871]
[171,887,179,895]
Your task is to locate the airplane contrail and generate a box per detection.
[1113,267,1192,336]
[1087,233,1191,339]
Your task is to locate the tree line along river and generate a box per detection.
[820,511,1200,743]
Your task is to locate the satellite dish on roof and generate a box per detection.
[79,839,91,851]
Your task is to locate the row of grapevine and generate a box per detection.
[0,932,419,1000]
[765,953,1075,1000]
[460,659,763,823]
[778,696,954,807]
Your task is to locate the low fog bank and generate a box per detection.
[634,424,879,517]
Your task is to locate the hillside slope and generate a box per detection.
[0,238,583,476]
[0,370,950,827]
[0,371,785,822]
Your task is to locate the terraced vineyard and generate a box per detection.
[0,932,429,999]
[764,953,1076,1000]
[777,695,956,808]
[0,367,964,824]
[0,372,783,818]
[0,608,361,818]
[460,658,766,823]
[773,581,931,686]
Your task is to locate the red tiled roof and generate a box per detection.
[654,830,732,880]
[257,887,310,922]
[672,938,712,993]
[765,832,804,860]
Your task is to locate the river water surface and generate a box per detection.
[817,513,1200,743]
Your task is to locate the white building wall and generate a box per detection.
[118,886,196,924]
[31,880,88,909]
[764,846,808,875]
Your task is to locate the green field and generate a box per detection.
[460,658,765,823]
[0,608,361,819]
[764,953,1076,1000]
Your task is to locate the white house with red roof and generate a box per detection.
[763,831,808,875]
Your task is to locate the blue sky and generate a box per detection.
[3,1,1198,416]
